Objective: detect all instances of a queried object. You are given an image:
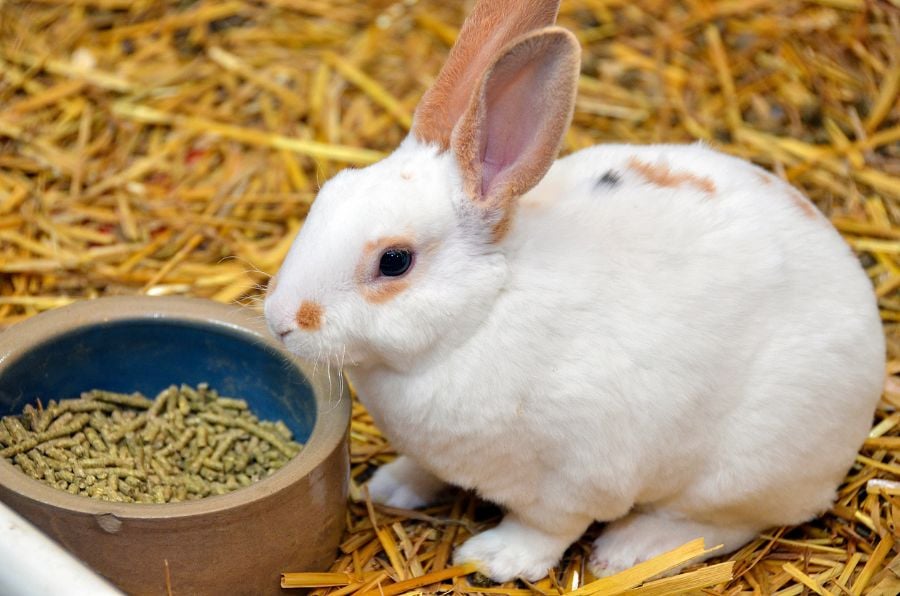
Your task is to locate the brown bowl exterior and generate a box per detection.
[0,297,350,595]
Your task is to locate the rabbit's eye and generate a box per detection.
[379,249,413,277]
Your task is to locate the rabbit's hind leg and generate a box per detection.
[588,509,758,577]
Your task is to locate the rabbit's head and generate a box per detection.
[265,0,580,368]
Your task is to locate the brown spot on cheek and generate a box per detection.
[627,157,716,195]
[361,280,410,304]
[296,300,323,331]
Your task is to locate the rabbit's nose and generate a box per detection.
[296,300,324,331]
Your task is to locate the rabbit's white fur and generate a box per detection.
[266,137,883,581]
[266,0,882,582]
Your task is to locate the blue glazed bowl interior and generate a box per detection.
[0,319,316,442]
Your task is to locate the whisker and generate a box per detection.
[338,345,347,400]
[218,254,271,277]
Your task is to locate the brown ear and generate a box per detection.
[451,27,580,211]
[411,0,561,150]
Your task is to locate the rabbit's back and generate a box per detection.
[429,142,884,524]
[349,141,882,530]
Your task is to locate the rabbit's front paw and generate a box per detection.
[453,516,576,582]
[366,456,445,509]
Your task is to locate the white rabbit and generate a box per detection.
[264,0,884,582]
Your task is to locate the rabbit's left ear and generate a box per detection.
[451,27,580,227]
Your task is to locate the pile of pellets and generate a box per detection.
[0,384,302,503]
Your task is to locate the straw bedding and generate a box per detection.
[1,0,899,593]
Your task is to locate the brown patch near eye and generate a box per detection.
[296,301,323,331]
[363,236,413,256]
[627,157,716,195]
[361,280,411,304]
[356,236,416,304]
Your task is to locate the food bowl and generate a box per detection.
[0,296,349,595]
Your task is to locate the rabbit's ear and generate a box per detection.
[412,0,561,150]
[451,27,580,217]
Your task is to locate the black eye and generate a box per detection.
[379,249,413,277]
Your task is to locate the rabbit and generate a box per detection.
[264,0,885,583]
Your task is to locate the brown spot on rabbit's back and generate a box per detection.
[757,170,819,219]
[627,157,716,196]
[296,301,323,331]
[788,189,819,219]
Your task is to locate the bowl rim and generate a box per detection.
[0,295,350,519]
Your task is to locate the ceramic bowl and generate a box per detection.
[0,296,349,595]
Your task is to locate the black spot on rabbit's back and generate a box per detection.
[594,170,621,191]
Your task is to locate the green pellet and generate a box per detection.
[200,413,300,458]
[210,429,242,462]
[165,387,177,415]
[106,413,148,443]
[180,385,199,402]
[41,447,70,462]
[2,384,301,504]
[177,392,191,416]
[189,447,213,474]
[86,390,154,409]
[195,424,209,448]
[55,400,116,415]
[148,386,175,417]
[47,412,74,433]
[203,458,224,472]
[4,418,28,442]
[84,428,106,452]
[273,420,293,441]
[32,407,53,433]
[151,485,166,503]
[141,420,161,443]
[46,414,90,439]
[22,405,40,432]
[86,467,145,479]
[79,456,133,468]
[216,398,248,410]
[42,438,78,451]
[15,453,39,478]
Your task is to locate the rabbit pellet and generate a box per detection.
[0,383,302,503]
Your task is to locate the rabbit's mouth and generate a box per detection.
[279,330,362,370]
